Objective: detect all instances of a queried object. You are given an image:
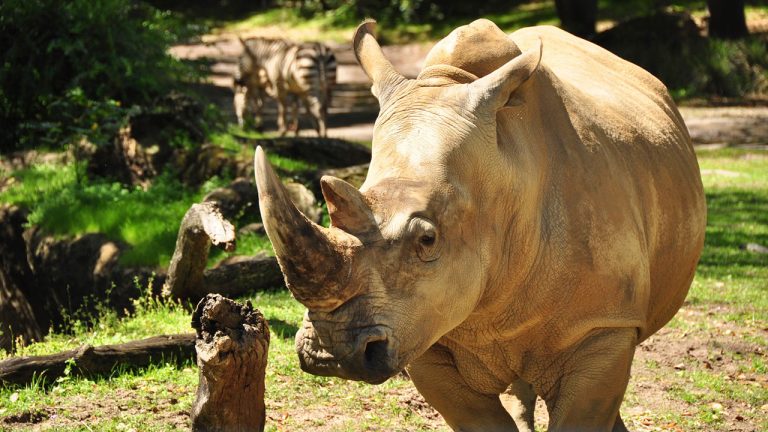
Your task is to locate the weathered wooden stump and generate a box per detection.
[190,294,269,432]
[163,202,236,300]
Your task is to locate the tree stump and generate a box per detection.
[162,202,236,300]
[191,294,269,432]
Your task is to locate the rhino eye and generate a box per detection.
[411,218,440,262]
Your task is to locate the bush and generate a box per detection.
[282,0,521,26]
[0,0,195,152]
[594,11,768,99]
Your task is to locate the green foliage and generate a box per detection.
[0,162,229,267]
[0,0,197,151]
[698,37,768,97]
[287,0,521,26]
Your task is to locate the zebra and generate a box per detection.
[235,37,336,137]
[233,40,271,130]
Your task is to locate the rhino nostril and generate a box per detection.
[363,339,389,367]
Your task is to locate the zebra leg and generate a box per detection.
[304,94,326,137]
[276,95,288,137]
[289,95,300,136]
[251,87,264,131]
[233,86,247,128]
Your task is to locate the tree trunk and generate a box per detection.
[707,0,748,39]
[0,205,42,352]
[191,294,269,432]
[0,334,195,386]
[555,0,598,38]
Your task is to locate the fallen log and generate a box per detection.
[236,136,371,168]
[204,254,283,298]
[191,294,269,432]
[0,334,195,387]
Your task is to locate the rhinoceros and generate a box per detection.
[254,18,706,432]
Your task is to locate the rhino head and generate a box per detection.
[255,19,542,384]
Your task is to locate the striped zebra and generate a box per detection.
[235,37,336,137]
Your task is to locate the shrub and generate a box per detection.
[0,0,195,151]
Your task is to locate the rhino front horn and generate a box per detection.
[254,147,361,310]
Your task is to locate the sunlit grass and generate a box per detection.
[0,289,445,430]
[0,163,228,267]
[692,148,768,326]
[217,8,355,43]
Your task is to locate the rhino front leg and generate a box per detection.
[544,327,636,432]
[408,344,518,432]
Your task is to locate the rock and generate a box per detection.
[239,223,265,236]
[285,182,323,224]
[203,178,259,220]
[741,243,768,254]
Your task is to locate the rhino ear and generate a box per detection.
[320,176,377,235]
[353,19,407,104]
[469,38,542,110]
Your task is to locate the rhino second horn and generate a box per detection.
[254,147,360,310]
[321,175,377,235]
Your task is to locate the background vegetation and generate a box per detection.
[0,0,200,152]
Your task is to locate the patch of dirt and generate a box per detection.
[679,106,768,147]
[1,409,51,425]
[1,386,191,431]
[621,304,767,431]
[390,384,444,424]
[264,381,449,431]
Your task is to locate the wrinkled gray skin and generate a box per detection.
[255,19,706,432]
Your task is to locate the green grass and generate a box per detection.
[689,149,768,324]
[207,231,274,267]
[267,153,318,173]
[0,163,228,267]
[0,289,443,431]
[217,8,356,43]
[0,144,314,269]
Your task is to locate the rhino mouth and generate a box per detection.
[296,324,401,384]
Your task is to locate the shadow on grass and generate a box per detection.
[698,188,768,278]
[269,319,299,339]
